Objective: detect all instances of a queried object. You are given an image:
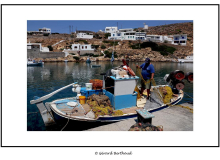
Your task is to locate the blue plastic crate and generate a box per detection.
[80,87,103,98]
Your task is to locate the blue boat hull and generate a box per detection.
[27,62,43,66]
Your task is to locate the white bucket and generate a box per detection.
[85,83,93,90]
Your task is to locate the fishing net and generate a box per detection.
[86,94,124,118]
[128,122,163,131]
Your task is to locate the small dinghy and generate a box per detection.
[27,59,44,66]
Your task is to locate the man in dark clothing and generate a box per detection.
[136,58,155,99]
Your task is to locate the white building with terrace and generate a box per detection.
[105,27,118,33]
[108,28,147,41]
[27,42,49,52]
[27,27,51,35]
[172,34,187,46]
[76,33,93,39]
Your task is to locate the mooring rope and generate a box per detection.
[183,92,193,100]
[175,104,193,113]
[61,105,78,131]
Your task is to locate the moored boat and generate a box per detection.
[27,59,44,66]
[178,54,193,63]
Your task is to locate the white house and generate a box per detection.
[76,33,93,39]
[172,34,187,45]
[105,27,118,33]
[71,44,94,51]
[39,27,51,34]
[27,27,51,35]
[27,42,49,52]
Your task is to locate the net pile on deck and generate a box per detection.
[86,94,124,118]
[128,122,163,131]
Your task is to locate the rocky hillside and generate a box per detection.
[27,22,193,62]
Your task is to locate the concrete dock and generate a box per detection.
[86,103,193,131]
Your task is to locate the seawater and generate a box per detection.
[27,61,193,131]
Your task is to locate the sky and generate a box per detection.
[27,20,193,33]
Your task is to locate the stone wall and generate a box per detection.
[27,49,65,59]
[64,50,95,55]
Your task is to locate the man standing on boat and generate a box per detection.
[136,58,155,99]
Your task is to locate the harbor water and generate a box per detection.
[27,61,193,131]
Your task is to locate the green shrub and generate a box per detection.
[104,50,117,58]
[73,57,80,61]
[137,42,176,56]
[104,33,111,39]
[43,33,49,36]
[101,45,106,49]
[47,45,53,51]
[81,53,94,56]
[94,33,100,39]
[91,45,100,49]
[78,40,88,44]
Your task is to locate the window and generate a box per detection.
[180,41,185,43]
[82,46,84,49]
[182,37,184,39]
[174,41,179,43]
[113,34,115,36]
[133,36,134,38]
[74,46,77,49]
[85,46,87,49]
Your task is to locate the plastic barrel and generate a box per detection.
[79,96,86,105]
[85,83,93,90]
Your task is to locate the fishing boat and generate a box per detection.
[27,59,44,66]
[30,61,191,126]
[178,55,193,63]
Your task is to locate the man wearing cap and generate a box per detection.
[136,58,155,99]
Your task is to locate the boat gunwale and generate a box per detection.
[48,86,184,122]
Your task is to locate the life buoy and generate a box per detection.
[127,67,136,76]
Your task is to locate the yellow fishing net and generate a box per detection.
[86,96,124,118]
